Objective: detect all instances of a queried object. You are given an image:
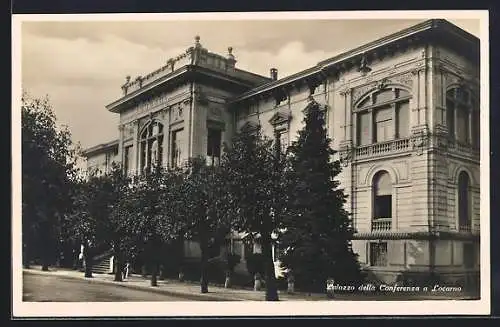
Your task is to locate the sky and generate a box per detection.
[18,14,481,151]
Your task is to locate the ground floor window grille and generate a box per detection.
[369,242,388,266]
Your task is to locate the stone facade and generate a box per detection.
[82,139,119,176]
[83,19,481,287]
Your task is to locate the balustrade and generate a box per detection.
[371,219,392,231]
[355,138,411,158]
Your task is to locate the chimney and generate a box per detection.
[270,68,278,81]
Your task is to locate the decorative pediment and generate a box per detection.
[240,121,260,134]
[302,95,327,115]
[269,111,291,127]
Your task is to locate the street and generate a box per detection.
[23,272,204,302]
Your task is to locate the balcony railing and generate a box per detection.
[458,224,472,233]
[355,138,411,159]
[447,139,480,156]
[371,218,392,231]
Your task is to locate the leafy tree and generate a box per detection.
[98,163,135,282]
[22,92,80,270]
[67,166,122,278]
[279,97,363,292]
[124,167,186,286]
[179,157,230,293]
[221,127,288,301]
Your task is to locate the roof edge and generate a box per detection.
[82,139,119,157]
[230,19,479,104]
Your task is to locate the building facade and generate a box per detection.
[84,19,480,287]
[82,139,119,176]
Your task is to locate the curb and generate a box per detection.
[23,269,246,302]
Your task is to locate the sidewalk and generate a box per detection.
[22,266,326,301]
[22,266,478,301]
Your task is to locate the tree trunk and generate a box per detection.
[199,233,209,294]
[177,235,185,282]
[39,214,53,272]
[159,264,165,280]
[41,261,49,271]
[40,235,50,271]
[254,273,262,291]
[151,262,158,287]
[113,252,123,282]
[23,243,30,269]
[83,243,93,278]
[261,234,279,301]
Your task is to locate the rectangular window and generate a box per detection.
[276,129,288,153]
[374,195,392,219]
[369,242,388,266]
[157,136,164,168]
[396,101,409,138]
[105,152,111,172]
[463,243,475,268]
[124,146,132,176]
[207,128,222,166]
[456,106,469,144]
[140,141,147,173]
[171,128,184,167]
[374,106,392,143]
[357,111,371,146]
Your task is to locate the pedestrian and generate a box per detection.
[78,245,84,271]
[122,262,130,280]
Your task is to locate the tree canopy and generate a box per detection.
[279,98,363,292]
[22,92,80,269]
[221,127,289,300]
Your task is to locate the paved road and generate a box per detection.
[23,272,201,302]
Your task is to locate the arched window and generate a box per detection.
[139,121,164,173]
[446,86,478,146]
[372,170,392,231]
[458,171,472,232]
[356,87,410,146]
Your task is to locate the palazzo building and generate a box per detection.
[83,19,481,287]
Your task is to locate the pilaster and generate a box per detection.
[118,124,125,168]
[133,120,140,175]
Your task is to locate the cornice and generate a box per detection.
[82,139,119,157]
[107,65,258,114]
[107,66,190,113]
[229,19,478,105]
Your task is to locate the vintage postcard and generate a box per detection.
[12,10,490,317]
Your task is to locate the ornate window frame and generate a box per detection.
[456,170,473,232]
[240,120,260,135]
[206,120,225,166]
[139,120,164,174]
[371,170,393,232]
[353,84,412,147]
[445,84,479,149]
[269,110,292,154]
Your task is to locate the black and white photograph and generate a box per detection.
[12,10,490,317]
